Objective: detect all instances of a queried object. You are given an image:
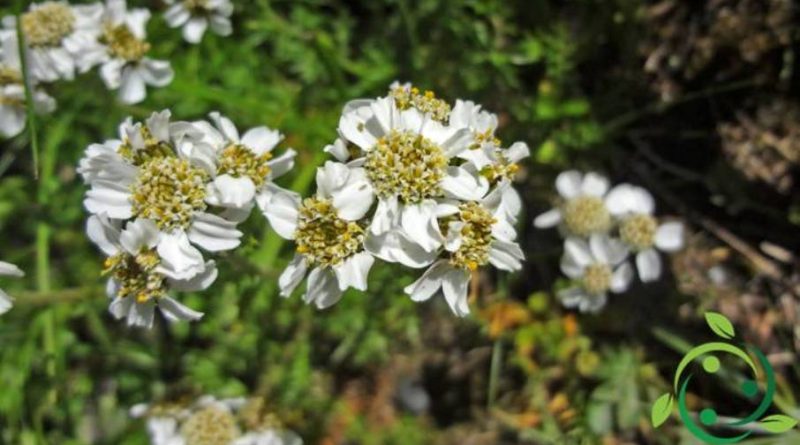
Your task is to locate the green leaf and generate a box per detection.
[705,312,736,339]
[759,414,798,433]
[651,393,673,428]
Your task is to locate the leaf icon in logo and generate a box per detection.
[759,414,798,433]
[651,393,673,428]
[705,312,735,339]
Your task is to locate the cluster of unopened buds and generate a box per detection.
[78,109,296,327]
[0,0,234,137]
[262,82,528,317]
[131,395,302,445]
[534,170,685,312]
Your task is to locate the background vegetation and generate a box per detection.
[1,0,799,444]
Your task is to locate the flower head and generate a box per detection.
[0,32,56,138]
[534,170,612,237]
[164,0,233,44]
[3,1,104,82]
[91,0,174,104]
[605,183,685,282]
[558,234,633,313]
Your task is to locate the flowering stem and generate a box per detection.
[15,15,39,179]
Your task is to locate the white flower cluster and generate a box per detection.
[534,171,685,313]
[263,83,528,317]
[131,396,302,445]
[0,260,24,315]
[1,0,236,138]
[78,109,296,328]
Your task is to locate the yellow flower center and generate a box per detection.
[118,126,175,166]
[480,155,520,184]
[21,2,75,48]
[619,213,657,251]
[102,25,151,62]
[561,196,611,236]
[103,250,166,304]
[364,130,448,204]
[131,157,209,231]
[390,85,451,122]
[450,202,497,271]
[181,406,239,445]
[0,67,22,86]
[582,263,612,295]
[217,144,273,187]
[294,197,365,267]
[471,129,501,149]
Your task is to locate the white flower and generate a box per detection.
[79,110,244,258]
[404,184,524,317]
[87,214,216,328]
[131,396,246,445]
[533,170,612,237]
[449,99,500,170]
[192,112,296,219]
[3,1,103,82]
[164,0,233,44]
[334,86,488,252]
[265,161,376,309]
[0,32,56,138]
[558,234,633,313]
[0,260,24,315]
[605,183,685,282]
[93,0,174,104]
[232,430,303,445]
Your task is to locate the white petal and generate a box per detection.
[305,267,343,309]
[140,59,174,87]
[533,208,561,228]
[187,212,243,252]
[370,195,400,235]
[182,17,208,43]
[442,267,471,317]
[489,240,524,272]
[84,181,133,218]
[158,296,204,322]
[207,174,256,209]
[0,289,13,315]
[267,149,296,179]
[324,138,350,162]
[605,184,654,215]
[278,254,308,297]
[444,221,465,252]
[580,172,610,197]
[636,249,662,282]
[589,234,629,266]
[403,260,448,302]
[120,218,160,254]
[555,170,583,199]
[209,111,239,142]
[169,261,218,291]
[363,230,437,268]
[127,300,156,328]
[560,253,585,279]
[505,141,530,163]
[156,232,206,280]
[119,68,146,105]
[256,186,300,240]
[440,166,489,201]
[333,252,374,291]
[332,177,374,221]
[108,295,134,320]
[610,262,634,293]
[654,222,685,252]
[563,237,593,267]
[401,202,443,252]
[241,127,282,155]
[0,261,24,278]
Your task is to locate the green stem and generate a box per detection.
[488,340,502,409]
[15,15,39,179]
